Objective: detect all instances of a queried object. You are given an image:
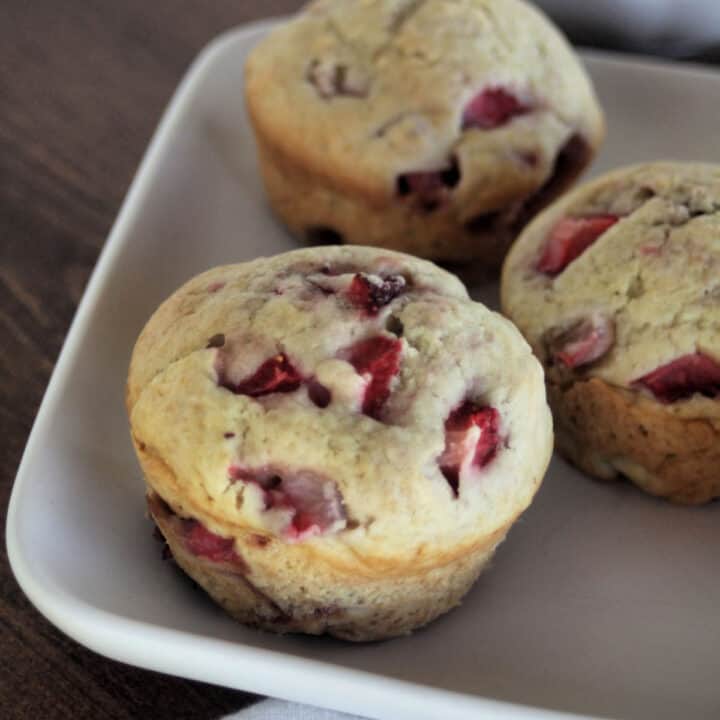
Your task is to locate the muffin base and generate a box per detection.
[549,377,720,505]
[149,493,506,642]
[255,134,592,268]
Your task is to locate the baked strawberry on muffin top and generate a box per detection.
[502,163,720,504]
[127,246,552,640]
[245,0,604,266]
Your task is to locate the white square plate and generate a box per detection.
[8,20,720,720]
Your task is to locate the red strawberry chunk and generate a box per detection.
[271,471,345,540]
[396,162,460,211]
[183,520,240,563]
[462,87,529,130]
[346,273,406,315]
[343,336,402,419]
[220,354,302,397]
[538,215,619,275]
[229,467,345,541]
[555,315,614,369]
[400,171,445,196]
[634,353,720,403]
[439,403,500,496]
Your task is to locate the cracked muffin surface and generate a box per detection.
[245,0,604,266]
[501,163,720,504]
[127,246,552,640]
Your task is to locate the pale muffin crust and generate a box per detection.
[245,0,604,265]
[128,246,552,639]
[150,492,504,641]
[502,163,720,504]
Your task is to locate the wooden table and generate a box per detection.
[1,2,302,717]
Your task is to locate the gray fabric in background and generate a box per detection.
[534,0,720,58]
[224,699,364,720]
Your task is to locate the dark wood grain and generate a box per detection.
[0,2,302,718]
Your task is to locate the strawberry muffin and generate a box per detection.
[127,246,552,641]
[502,163,720,504]
[245,0,604,267]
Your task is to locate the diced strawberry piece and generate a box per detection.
[346,273,406,316]
[399,171,445,196]
[538,215,619,275]
[229,466,345,541]
[462,87,529,130]
[439,403,500,496]
[396,162,460,210]
[343,336,402,419]
[272,471,345,540]
[183,520,240,563]
[554,315,614,369]
[220,354,302,397]
[634,353,720,403]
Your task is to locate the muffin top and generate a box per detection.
[127,246,551,572]
[245,0,604,216]
[502,163,720,416]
